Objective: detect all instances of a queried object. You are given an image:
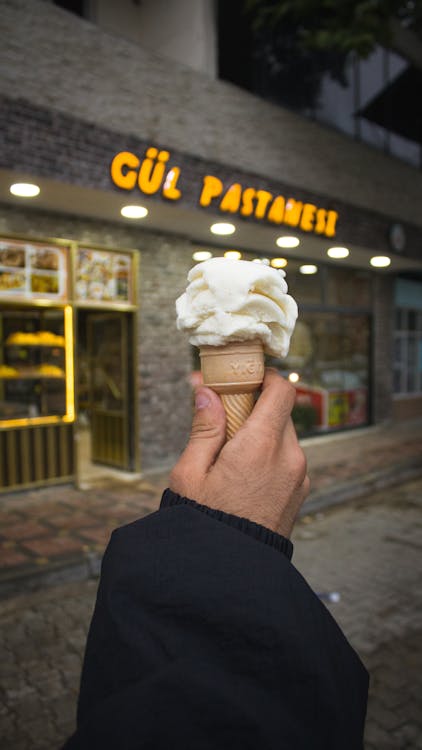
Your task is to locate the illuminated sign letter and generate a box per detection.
[315,209,327,234]
[110,151,140,190]
[300,203,317,232]
[254,190,273,219]
[162,167,182,200]
[220,183,242,213]
[283,199,303,227]
[138,148,170,195]
[199,175,224,207]
[240,188,256,216]
[267,196,285,224]
[325,210,339,237]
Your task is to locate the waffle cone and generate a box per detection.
[199,340,265,440]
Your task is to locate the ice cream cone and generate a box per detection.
[199,340,264,440]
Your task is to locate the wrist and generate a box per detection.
[160,489,294,560]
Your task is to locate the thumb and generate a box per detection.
[172,388,226,491]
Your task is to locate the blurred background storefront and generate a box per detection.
[0,0,421,492]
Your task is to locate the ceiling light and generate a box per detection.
[299,264,318,275]
[121,205,148,219]
[224,250,242,260]
[370,255,391,268]
[192,250,213,261]
[210,222,236,236]
[276,236,300,248]
[288,372,300,383]
[327,246,349,259]
[10,182,40,197]
[271,257,288,268]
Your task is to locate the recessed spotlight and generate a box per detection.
[121,205,148,219]
[210,222,236,236]
[276,236,300,249]
[299,264,318,275]
[10,182,40,198]
[224,250,242,260]
[327,246,349,259]
[271,257,288,268]
[192,250,213,261]
[370,256,391,268]
[288,372,300,383]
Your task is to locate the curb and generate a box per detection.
[300,458,422,517]
[1,459,421,600]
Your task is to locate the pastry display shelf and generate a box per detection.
[0,373,65,380]
[5,342,65,348]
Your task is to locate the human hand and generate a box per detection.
[170,369,310,538]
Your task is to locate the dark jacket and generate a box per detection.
[63,490,368,749]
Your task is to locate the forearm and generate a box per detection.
[65,497,368,750]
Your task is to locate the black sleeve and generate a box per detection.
[63,490,368,750]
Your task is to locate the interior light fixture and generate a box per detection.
[121,205,148,219]
[370,255,391,268]
[288,372,300,383]
[271,257,288,268]
[327,246,350,259]
[10,182,40,197]
[224,250,242,260]
[210,222,236,236]
[276,236,300,249]
[192,250,213,261]
[299,264,318,275]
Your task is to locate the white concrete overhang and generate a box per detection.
[1,169,421,274]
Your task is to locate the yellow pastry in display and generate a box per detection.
[36,364,65,377]
[6,331,65,346]
[0,364,19,377]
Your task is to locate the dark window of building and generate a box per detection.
[53,0,86,17]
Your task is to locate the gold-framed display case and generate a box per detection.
[0,235,139,492]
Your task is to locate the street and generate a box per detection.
[1,477,421,750]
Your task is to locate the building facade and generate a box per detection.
[0,0,421,491]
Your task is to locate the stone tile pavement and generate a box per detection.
[0,417,421,598]
[0,476,421,749]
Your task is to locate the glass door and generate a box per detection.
[87,312,134,470]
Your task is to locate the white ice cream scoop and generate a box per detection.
[176,257,298,358]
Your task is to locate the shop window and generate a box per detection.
[0,306,69,422]
[393,308,422,395]
[269,312,370,435]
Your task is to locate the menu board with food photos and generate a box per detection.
[0,240,68,301]
[75,248,133,304]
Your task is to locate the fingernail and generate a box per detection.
[195,389,211,411]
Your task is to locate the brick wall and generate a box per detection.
[0,203,194,469]
[1,0,422,229]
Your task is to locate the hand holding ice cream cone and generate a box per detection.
[176,257,298,439]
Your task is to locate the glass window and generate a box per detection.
[393,306,422,395]
[0,306,67,421]
[269,312,370,435]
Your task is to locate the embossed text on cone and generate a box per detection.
[199,340,265,440]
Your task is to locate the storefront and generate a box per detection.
[0,236,139,491]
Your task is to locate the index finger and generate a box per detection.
[245,368,296,435]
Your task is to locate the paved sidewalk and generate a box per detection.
[1,476,421,749]
[0,418,421,598]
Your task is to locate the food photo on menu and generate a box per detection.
[0,242,66,298]
[30,246,61,295]
[76,249,131,302]
[0,244,27,292]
